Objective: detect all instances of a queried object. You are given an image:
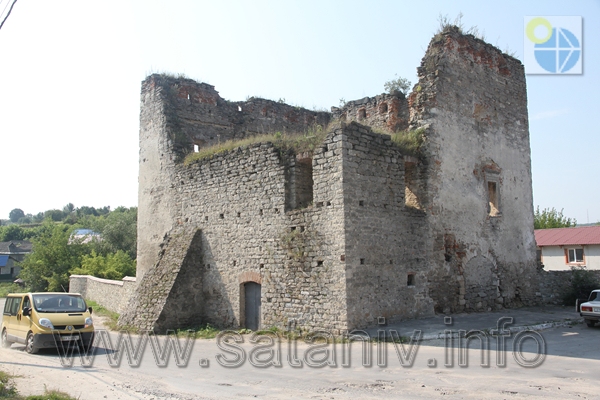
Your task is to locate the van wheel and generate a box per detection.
[25,332,38,354]
[1,329,11,348]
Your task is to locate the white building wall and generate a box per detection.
[541,244,600,271]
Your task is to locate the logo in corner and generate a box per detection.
[524,16,582,74]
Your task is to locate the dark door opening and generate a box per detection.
[244,282,261,330]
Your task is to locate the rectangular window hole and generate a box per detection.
[291,226,296,231]
[233,260,237,266]
[326,201,332,206]
[317,260,323,267]
[359,200,364,207]
[274,208,280,214]
[260,263,264,269]
[407,273,415,286]
[259,209,263,216]
[237,212,241,217]
[300,226,305,232]
[205,216,209,221]
[340,254,345,261]
[390,259,393,265]
[360,258,365,265]
[219,213,224,219]
[316,202,324,207]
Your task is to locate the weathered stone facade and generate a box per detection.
[120,27,542,333]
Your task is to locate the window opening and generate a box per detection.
[567,248,584,263]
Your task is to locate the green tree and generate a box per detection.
[0,224,25,241]
[44,209,65,222]
[534,206,576,229]
[18,221,89,291]
[71,250,136,280]
[384,74,412,95]
[8,208,25,223]
[83,206,137,259]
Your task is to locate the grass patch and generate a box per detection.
[390,128,425,157]
[0,371,18,399]
[183,124,329,165]
[0,283,26,298]
[85,300,120,331]
[25,389,78,400]
[0,370,77,400]
[175,324,221,340]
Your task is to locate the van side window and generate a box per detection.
[8,297,21,316]
[2,298,12,315]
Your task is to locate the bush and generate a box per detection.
[562,266,600,306]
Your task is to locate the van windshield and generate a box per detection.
[32,294,87,313]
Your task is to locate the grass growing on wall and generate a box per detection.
[390,127,425,157]
[183,124,329,165]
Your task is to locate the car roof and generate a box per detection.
[7,292,83,296]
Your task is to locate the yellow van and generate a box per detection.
[1,292,94,354]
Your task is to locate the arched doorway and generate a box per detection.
[244,282,261,330]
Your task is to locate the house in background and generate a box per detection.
[535,226,600,271]
[69,229,101,244]
[0,240,32,281]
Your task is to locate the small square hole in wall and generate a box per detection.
[274,208,280,214]
[233,260,237,266]
[219,213,224,219]
[407,273,415,286]
[260,263,264,269]
[316,202,324,207]
[291,226,296,231]
[390,259,393,265]
[237,212,241,217]
[359,201,364,207]
[360,258,365,265]
[300,226,305,232]
[326,201,332,207]
[259,209,263,216]
[317,260,323,267]
[205,216,209,222]
[340,254,345,261]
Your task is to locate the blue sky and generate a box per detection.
[0,0,598,223]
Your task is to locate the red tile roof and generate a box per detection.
[535,226,600,247]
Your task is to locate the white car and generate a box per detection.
[579,290,600,327]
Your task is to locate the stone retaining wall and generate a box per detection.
[69,275,137,314]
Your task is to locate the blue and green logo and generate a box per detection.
[524,16,582,75]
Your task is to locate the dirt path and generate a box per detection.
[2,319,600,399]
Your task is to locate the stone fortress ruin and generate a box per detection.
[118,26,540,333]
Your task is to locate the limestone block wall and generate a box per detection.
[332,93,409,133]
[341,122,433,328]
[410,27,539,312]
[118,228,204,331]
[164,130,348,332]
[137,75,331,280]
[69,275,137,314]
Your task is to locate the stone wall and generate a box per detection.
[341,122,433,328]
[125,128,349,333]
[332,92,409,133]
[69,275,137,314]
[409,27,540,313]
[137,75,331,280]
[128,26,545,333]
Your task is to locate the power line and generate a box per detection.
[0,0,18,31]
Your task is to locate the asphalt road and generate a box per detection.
[1,297,599,399]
